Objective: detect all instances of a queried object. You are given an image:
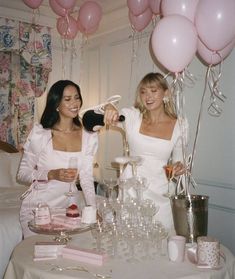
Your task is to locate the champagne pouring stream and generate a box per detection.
[114,156,130,202]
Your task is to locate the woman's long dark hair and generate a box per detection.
[40,80,83,128]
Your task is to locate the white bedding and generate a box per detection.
[0,187,27,279]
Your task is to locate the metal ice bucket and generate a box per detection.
[170,194,209,243]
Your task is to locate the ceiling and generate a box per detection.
[0,0,127,17]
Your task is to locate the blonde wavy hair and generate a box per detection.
[134,72,177,119]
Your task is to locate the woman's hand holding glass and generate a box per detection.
[172,161,186,176]
[163,163,174,198]
[65,157,78,197]
[48,168,78,183]
[163,160,186,197]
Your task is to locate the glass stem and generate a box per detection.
[69,182,73,193]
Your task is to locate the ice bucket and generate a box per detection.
[170,194,209,243]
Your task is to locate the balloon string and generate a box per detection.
[183,67,197,88]
[128,30,136,105]
[175,155,197,196]
[61,38,66,79]
[189,66,210,177]
[78,36,86,85]
[207,61,226,117]
[65,14,69,37]
[170,73,190,195]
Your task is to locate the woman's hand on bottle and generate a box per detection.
[48,168,79,182]
[104,104,119,126]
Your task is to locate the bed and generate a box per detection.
[0,140,28,279]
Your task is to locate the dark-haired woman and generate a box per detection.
[18,80,98,237]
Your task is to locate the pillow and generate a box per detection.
[0,152,12,187]
[0,152,25,187]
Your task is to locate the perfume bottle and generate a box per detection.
[34,202,51,226]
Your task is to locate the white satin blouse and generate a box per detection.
[18,123,98,237]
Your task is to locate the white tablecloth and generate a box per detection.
[0,187,27,279]
[4,232,235,279]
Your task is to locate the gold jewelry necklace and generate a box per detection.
[52,125,76,134]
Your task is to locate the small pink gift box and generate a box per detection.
[34,241,66,259]
[62,245,108,266]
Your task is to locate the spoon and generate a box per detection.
[49,264,112,279]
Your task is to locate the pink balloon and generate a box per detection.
[77,19,99,36]
[129,8,153,32]
[151,15,197,73]
[127,0,149,16]
[77,19,98,35]
[23,0,43,9]
[195,0,235,51]
[148,0,161,15]
[84,25,99,36]
[56,15,78,40]
[161,0,199,22]
[49,0,69,16]
[55,0,76,10]
[78,1,102,31]
[197,38,235,66]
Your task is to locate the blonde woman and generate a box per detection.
[104,72,187,231]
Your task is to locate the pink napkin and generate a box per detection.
[62,245,108,266]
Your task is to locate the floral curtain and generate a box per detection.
[0,17,52,149]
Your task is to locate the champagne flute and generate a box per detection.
[65,157,78,197]
[102,178,118,203]
[163,163,174,198]
[114,156,130,202]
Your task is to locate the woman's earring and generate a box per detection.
[163,96,169,104]
[56,108,59,112]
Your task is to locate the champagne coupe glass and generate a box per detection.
[133,176,148,204]
[125,229,140,263]
[158,225,169,256]
[65,157,78,197]
[114,156,130,177]
[91,221,105,253]
[128,156,142,177]
[163,163,174,198]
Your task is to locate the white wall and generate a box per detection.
[1,2,234,255]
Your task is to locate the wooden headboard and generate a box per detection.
[0,140,19,153]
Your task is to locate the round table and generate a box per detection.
[4,232,235,279]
